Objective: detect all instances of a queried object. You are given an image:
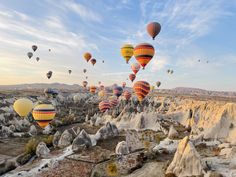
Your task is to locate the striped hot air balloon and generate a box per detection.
[109,97,119,108]
[84,52,92,62]
[129,74,136,82]
[113,86,123,98]
[82,81,88,88]
[123,90,131,101]
[146,22,161,40]
[99,100,111,113]
[32,104,56,129]
[134,43,155,69]
[90,86,96,94]
[90,58,96,66]
[122,82,126,88]
[133,81,150,102]
[121,44,134,63]
[131,63,141,74]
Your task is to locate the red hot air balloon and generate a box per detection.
[133,81,150,102]
[109,97,119,108]
[134,43,155,69]
[90,58,96,66]
[113,86,123,98]
[83,81,88,88]
[146,22,161,40]
[131,63,141,74]
[84,52,92,62]
[99,100,111,113]
[129,74,136,82]
[122,82,126,88]
[123,90,131,101]
[90,86,96,94]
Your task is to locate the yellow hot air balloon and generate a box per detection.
[121,44,134,63]
[98,90,107,98]
[32,104,56,129]
[13,98,33,117]
[150,85,155,91]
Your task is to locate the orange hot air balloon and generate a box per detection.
[133,81,150,102]
[146,22,161,40]
[134,43,155,69]
[84,52,92,62]
[99,100,111,113]
[129,73,136,82]
[90,58,96,66]
[131,63,141,74]
[90,86,96,94]
[82,81,88,88]
[122,82,126,88]
[123,90,131,101]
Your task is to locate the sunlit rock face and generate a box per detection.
[36,142,50,158]
[72,129,92,153]
[58,130,73,148]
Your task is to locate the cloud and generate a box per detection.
[150,55,169,72]
[63,1,102,22]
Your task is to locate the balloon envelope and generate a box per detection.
[121,44,134,63]
[27,52,33,59]
[129,74,136,82]
[133,81,150,102]
[32,104,56,128]
[32,45,38,52]
[113,86,123,98]
[84,52,92,62]
[131,63,141,74]
[90,86,96,94]
[90,58,96,66]
[146,22,161,40]
[99,100,111,113]
[123,90,131,101]
[13,98,33,117]
[46,71,52,79]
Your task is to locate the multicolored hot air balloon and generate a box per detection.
[13,98,33,117]
[99,100,111,113]
[27,52,33,59]
[156,81,161,88]
[32,104,56,129]
[32,45,38,52]
[84,52,92,62]
[82,81,88,88]
[90,86,96,94]
[122,82,126,88]
[129,74,136,82]
[46,71,52,79]
[68,70,72,74]
[123,90,131,101]
[131,63,141,74]
[90,58,96,66]
[121,44,134,63]
[146,22,161,40]
[36,57,40,62]
[113,86,123,98]
[134,43,155,69]
[109,97,119,108]
[133,81,150,102]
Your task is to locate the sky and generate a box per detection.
[0,0,235,91]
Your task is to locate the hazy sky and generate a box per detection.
[0,0,235,91]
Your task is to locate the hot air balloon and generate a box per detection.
[113,86,123,98]
[146,22,161,40]
[82,81,88,88]
[100,85,105,90]
[99,100,111,113]
[32,104,56,129]
[84,52,92,62]
[98,90,107,98]
[150,85,155,91]
[109,97,119,108]
[49,49,51,52]
[133,81,150,102]
[86,76,88,80]
[170,70,174,74]
[134,43,155,69]
[131,63,141,74]
[123,90,131,101]
[122,82,126,88]
[156,81,161,88]
[36,57,40,62]
[129,74,136,82]
[44,88,59,98]
[27,52,33,59]
[83,69,87,73]
[13,98,33,117]
[167,69,170,74]
[98,81,101,85]
[121,44,134,63]
[102,60,105,63]
[46,71,52,79]
[68,70,72,74]
[90,58,96,66]
[32,45,38,52]
[90,86,96,94]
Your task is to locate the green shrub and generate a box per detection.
[24,138,39,155]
